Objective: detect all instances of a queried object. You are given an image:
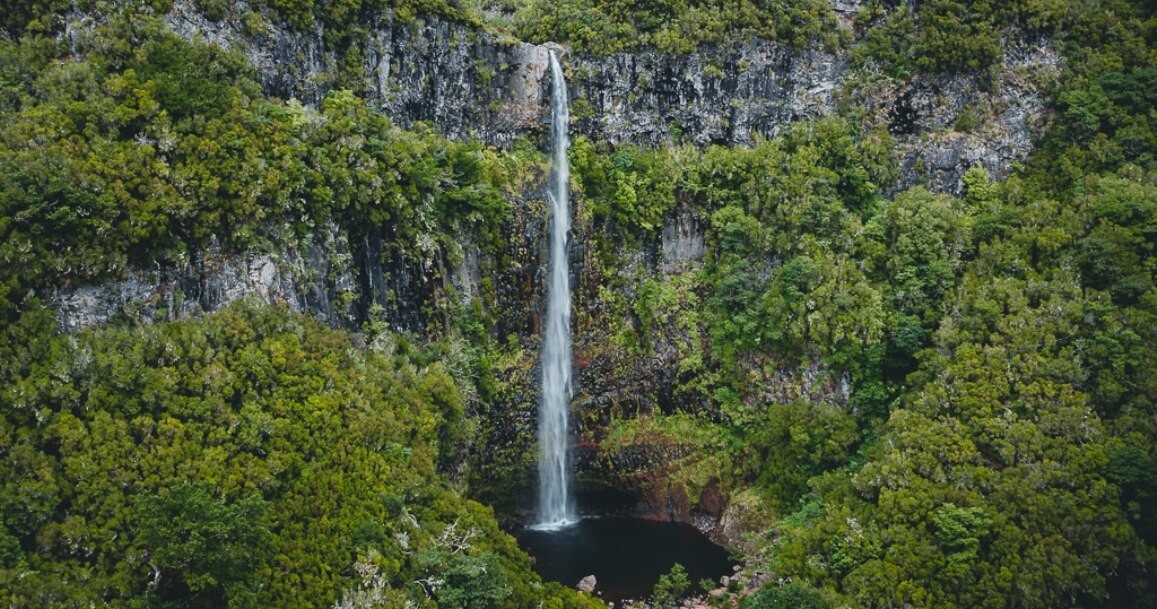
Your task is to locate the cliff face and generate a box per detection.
[568,43,847,147]
[161,0,1056,187]
[55,1,1060,331]
[51,1,1061,533]
[164,2,553,148]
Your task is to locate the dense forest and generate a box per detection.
[1,0,1155,608]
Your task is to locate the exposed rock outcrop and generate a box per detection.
[879,40,1061,194]
[51,227,359,331]
[164,0,552,148]
[710,490,775,552]
[569,43,846,147]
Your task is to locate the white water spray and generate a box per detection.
[535,50,576,530]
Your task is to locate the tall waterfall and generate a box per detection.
[536,50,576,529]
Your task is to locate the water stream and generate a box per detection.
[536,50,576,529]
[525,51,735,604]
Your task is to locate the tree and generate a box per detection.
[652,563,690,608]
[135,483,271,609]
[741,584,827,609]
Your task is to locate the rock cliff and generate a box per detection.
[54,2,1060,332]
[51,1,1062,538]
[159,0,1056,189]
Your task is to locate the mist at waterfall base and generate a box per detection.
[517,515,734,605]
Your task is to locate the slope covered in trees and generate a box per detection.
[1,303,603,609]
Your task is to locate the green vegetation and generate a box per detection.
[0,15,555,609]
[854,0,1042,75]
[514,0,842,54]
[6,0,1074,68]
[585,147,1156,607]
[566,3,1156,607]
[651,563,690,608]
[0,13,525,317]
[570,119,898,393]
[1,0,1155,608]
[0,303,602,608]
[741,584,827,609]
[135,483,271,608]
[583,147,1156,607]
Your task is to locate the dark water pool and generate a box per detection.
[516,517,735,604]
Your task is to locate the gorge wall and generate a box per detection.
[51,1,1061,536]
[56,0,1060,332]
[158,0,1057,186]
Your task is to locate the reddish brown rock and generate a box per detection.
[697,477,725,516]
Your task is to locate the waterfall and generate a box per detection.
[536,50,576,530]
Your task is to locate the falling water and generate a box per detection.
[536,50,576,530]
